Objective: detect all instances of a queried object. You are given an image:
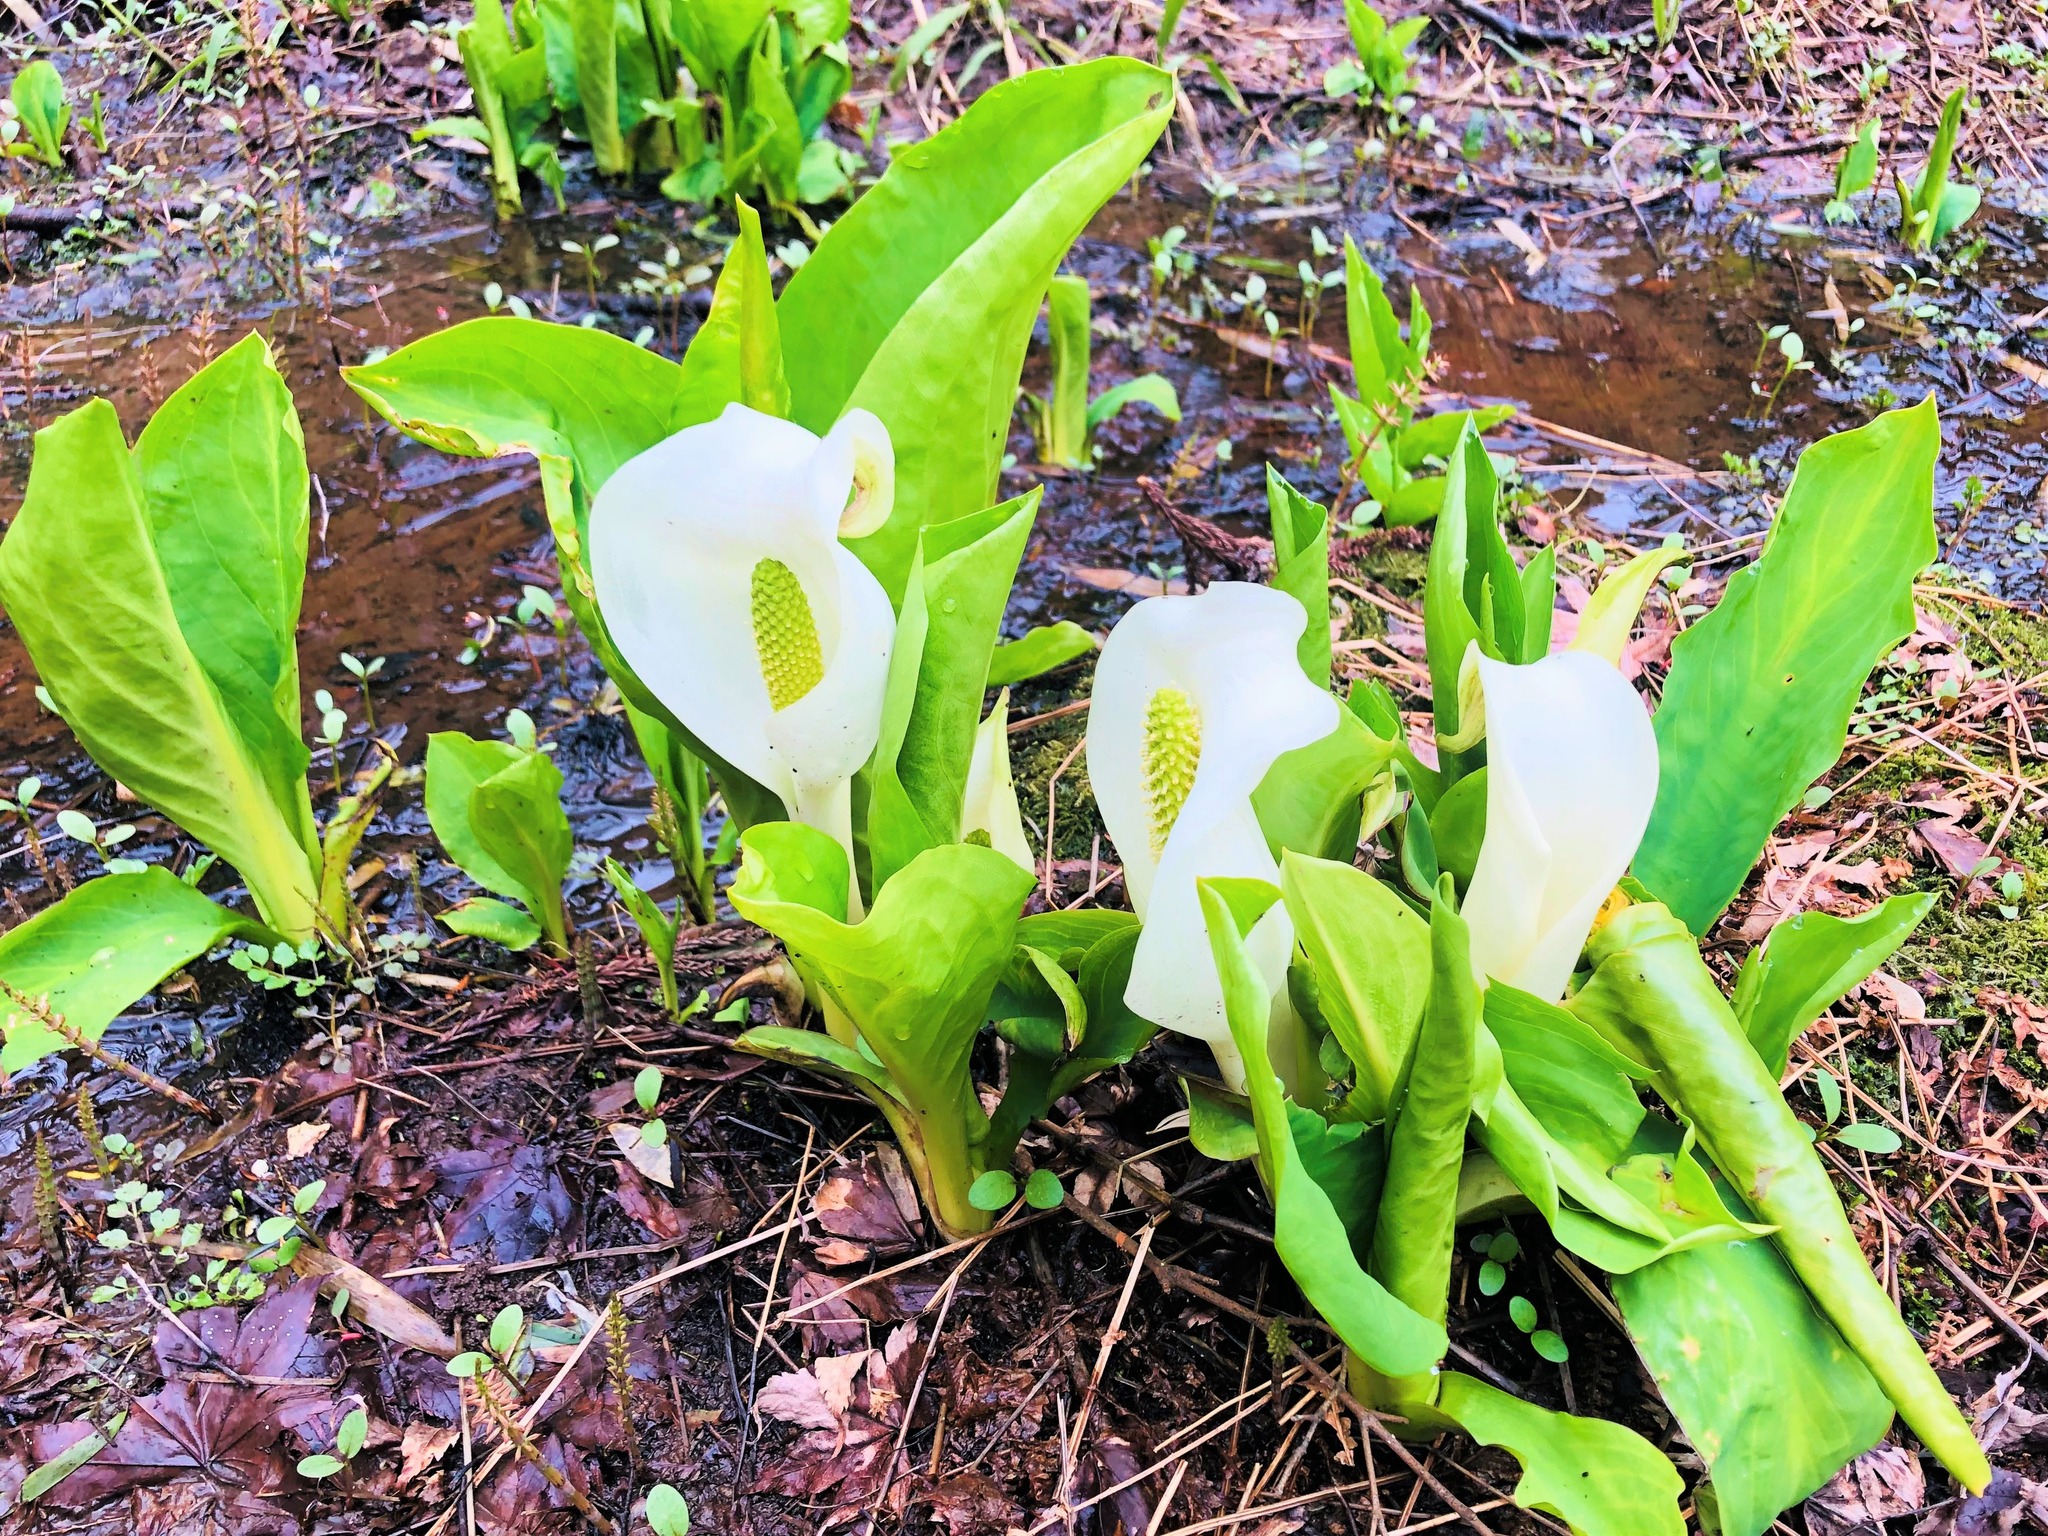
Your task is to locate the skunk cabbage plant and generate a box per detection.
[1181,401,1986,1536]
[1087,582,1338,1090]
[344,61,1175,1239]
[425,729,575,953]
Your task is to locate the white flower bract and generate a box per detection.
[1461,648,1659,1001]
[589,402,896,883]
[1087,582,1339,1088]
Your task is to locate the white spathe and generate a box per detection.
[589,402,896,885]
[1461,648,1659,1001]
[962,688,1035,874]
[1088,582,1339,1089]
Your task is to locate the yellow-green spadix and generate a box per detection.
[589,402,896,895]
[1086,582,1339,1090]
[1460,647,1658,1001]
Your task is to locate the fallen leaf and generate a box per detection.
[399,1421,460,1482]
[438,1136,574,1261]
[283,1121,331,1159]
[813,1152,923,1253]
[611,1157,684,1240]
[610,1122,674,1188]
[1806,1441,1926,1536]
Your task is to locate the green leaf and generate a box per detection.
[730,823,1034,1238]
[1634,401,1939,932]
[23,1417,120,1503]
[10,61,70,169]
[1085,374,1180,432]
[1252,709,1393,867]
[1366,882,1477,1339]
[968,1169,1017,1210]
[298,1453,345,1479]
[987,621,1097,686]
[1568,546,1689,667]
[427,733,571,950]
[1572,902,1989,1492]
[634,1064,664,1113]
[468,748,573,952]
[1044,273,1092,468]
[440,897,543,950]
[1614,1187,1892,1536]
[488,1303,524,1359]
[777,58,1174,604]
[1733,893,1933,1076]
[0,335,323,939]
[886,491,1041,868]
[1266,467,1332,688]
[1835,119,1879,201]
[889,1,967,88]
[0,870,270,1073]
[1023,1167,1064,1208]
[1279,851,1428,1121]
[645,1483,692,1536]
[1509,1294,1538,1331]
[336,1406,368,1460]
[1395,406,1514,470]
[1183,1076,1259,1162]
[1435,1373,1683,1536]
[1833,1121,1902,1154]
[1198,876,1448,1377]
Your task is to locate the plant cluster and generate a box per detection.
[0,50,1999,1536]
[433,0,856,217]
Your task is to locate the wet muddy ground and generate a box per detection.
[5,3,2048,1531]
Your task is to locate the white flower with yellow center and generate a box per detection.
[590,402,896,898]
[1087,582,1340,1089]
[1461,649,1659,1001]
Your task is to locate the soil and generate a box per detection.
[3,0,2048,1532]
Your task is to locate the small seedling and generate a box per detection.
[339,652,385,732]
[1323,0,1424,108]
[1898,88,1980,252]
[1826,121,1880,223]
[55,809,146,875]
[646,1483,691,1536]
[298,1404,367,1480]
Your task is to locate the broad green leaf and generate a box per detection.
[1252,709,1392,866]
[1184,1076,1259,1162]
[778,59,1174,603]
[1633,401,1939,932]
[0,871,270,1073]
[425,733,571,952]
[1279,851,1428,1121]
[1614,1197,1891,1536]
[1733,893,1934,1076]
[1340,234,1410,417]
[987,621,1096,685]
[644,1483,692,1536]
[440,897,544,950]
[0,335,322,939]
[470,749,573,953]
[1199,876,1448,1377]
[10,61,69,168]
[736,1023,902,1102]
[1395,405,1514,469]
[1435,1373,1683,1536]
[1266,467,1332,687]
[1013,908,1139,960]
[568,0,624,171]
[733,18,803,200]
[425,733,531,899]
[1572,901,1990,1492]
[1836,119,1879,200]
[1085,374,1180,430]
[1427,767,1485,888]
[1044,273,1092,468]
[730,823,1034,1237]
